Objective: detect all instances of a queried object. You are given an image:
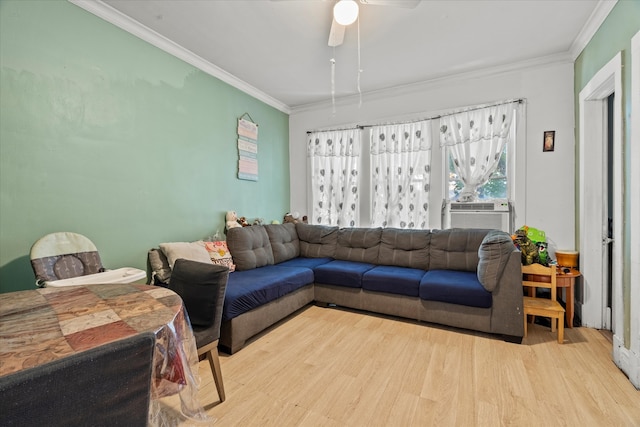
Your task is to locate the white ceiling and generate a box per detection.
[91,0,608,112]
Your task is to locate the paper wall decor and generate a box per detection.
[237,114,258,181]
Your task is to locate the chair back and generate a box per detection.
[0,333,155,427]
[169,259,229,344]
[30,232,104,286]
[522,263,557,300]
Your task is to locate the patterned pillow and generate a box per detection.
[204,241,236,272]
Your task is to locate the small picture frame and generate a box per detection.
[543,130,555,152]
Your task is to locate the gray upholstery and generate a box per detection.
[429,228,491,272]
[0,333,155,427]
[151,224,524,353]
[147,248,171,285]
[296,223,338,258]
[334,227,382,263]
[265,223,300,264]
[378,227,431,269]
[170,259,229,328]
[226,226,274,271]
[477,230,516,291]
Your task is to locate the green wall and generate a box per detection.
[0,0,290,293]
[574,0,640,346]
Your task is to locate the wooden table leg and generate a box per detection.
[556,276,575,328]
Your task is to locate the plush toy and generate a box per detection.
[252,218,264,226]
[226,211,241,230]
[512,226,539,266]
[238,216,250,227]
[283,212,308,224]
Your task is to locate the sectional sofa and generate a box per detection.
[149,223,524,354]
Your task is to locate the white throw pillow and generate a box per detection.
[159,241,212,269]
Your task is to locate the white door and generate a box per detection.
[578,53,623,331]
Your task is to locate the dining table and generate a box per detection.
[0,283,212,424]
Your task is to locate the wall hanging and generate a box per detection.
[237,113,258,181]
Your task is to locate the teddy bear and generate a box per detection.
[237,216,250,227]
[283,212,308,224]
[226,211,241,230]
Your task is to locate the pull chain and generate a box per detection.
[357,16,362,108]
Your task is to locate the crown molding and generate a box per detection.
[570,0,618,60]
[68,0,291,114]
[291,51,573,114]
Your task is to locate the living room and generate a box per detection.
[0,0,639,423]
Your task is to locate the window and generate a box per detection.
[448,145,508,201]
[440,102,518,203]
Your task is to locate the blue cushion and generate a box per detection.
[362,265,426,297]
[313,260,375,288]
[223,265,313,321]
[277,257,333,269]
[419,270,492,308]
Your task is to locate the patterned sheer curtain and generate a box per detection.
[439,101,518,202]
[308,129,361,227]
[370,120,432,229]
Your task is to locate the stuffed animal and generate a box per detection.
[512,226,539,265]
[252,218,264,226]
[283,212,308,224]
[238,216,250,227]
[226,211,241,230]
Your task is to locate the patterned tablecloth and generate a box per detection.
[0,283,209,423]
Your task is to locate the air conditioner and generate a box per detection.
[442,199,513,233]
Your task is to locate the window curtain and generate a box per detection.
[439,102,518,202]
[308,129,361,227]
[370,120,432,229]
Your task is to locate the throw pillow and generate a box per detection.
[204,241,236,272]
[159,241,212,269]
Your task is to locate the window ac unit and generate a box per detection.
[442,199,513,233]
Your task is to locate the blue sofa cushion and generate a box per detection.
[277,256,333,269]
[223,265,313,321]
[419,269,492,308]
[362,265,426,297]
[313,260,375,288]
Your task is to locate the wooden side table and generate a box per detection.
[524,267,581,328]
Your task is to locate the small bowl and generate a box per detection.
[556,250,579,268]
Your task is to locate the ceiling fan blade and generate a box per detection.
[359,0,420,8]
[328,18,345,47]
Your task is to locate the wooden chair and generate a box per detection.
[522,263,565,344]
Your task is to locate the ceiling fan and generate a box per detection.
[328,0,421,47]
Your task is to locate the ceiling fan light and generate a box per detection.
[334,0,359,26]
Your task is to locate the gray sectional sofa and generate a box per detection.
[150,223,524,354]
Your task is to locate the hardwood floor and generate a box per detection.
[157,305,640,426]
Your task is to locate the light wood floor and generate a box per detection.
[157,305,640,426]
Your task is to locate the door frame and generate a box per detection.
[578,52,623,333]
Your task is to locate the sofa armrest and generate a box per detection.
[488,250,524,337]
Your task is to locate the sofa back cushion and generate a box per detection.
[265,223,300,264]
[378,228,431,269]
[335,227,382,264]
[226,226,274,271]
[429,228,490,272]
[477,230,516,291]
[296,223,338,258]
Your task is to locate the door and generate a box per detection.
[578,52,622,330]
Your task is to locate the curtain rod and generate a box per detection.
[306,98,524,134]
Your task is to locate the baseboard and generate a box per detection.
[613,334,640,390]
